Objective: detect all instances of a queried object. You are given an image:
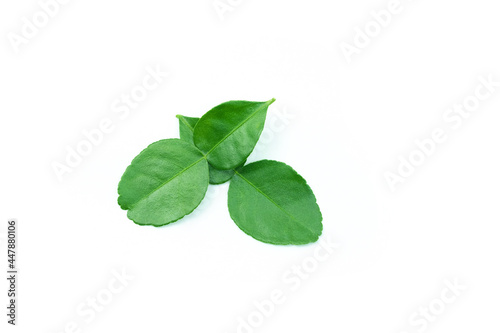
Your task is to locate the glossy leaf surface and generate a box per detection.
[118,139,208,226]
[228,160,322,245]
[177,114,236,184]
[193,99,275,170]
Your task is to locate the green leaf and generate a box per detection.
[176,115,199,143]
[208,163,235,185]
[118,139,209,226]
[228,160,322,245]
[177,113,238,185]
[193,99,275,170]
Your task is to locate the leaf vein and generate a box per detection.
[179,116,195,131]
[205,101,271,156]
[129,156,206,210]
[234,171,316,236]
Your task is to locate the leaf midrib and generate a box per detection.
[179,116,196,132]
[129,156,206,210]
[205,100,273,156]
[234,171,317,236]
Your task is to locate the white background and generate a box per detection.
[1,0,500,332]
